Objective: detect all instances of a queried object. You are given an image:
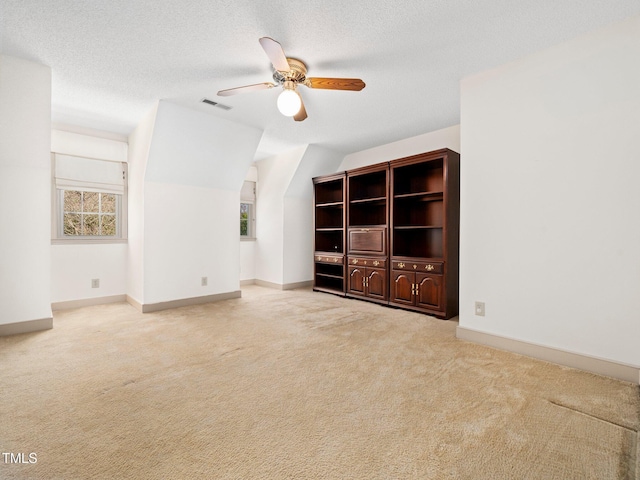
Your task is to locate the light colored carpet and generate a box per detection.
[1,286,638,479]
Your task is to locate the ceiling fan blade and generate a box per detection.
[305,77,366,91]
[294,92,307,122]
[259,37,291,72]
[217,82,275,96]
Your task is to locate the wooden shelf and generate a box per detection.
[394,191,443,200]
[393,225,442,230]
[316,201,344,207]
[316,273,344,280]
[316,227,344,232]
[349,196,387,204]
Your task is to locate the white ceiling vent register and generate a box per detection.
[201,98,232,110]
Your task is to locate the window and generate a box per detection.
[62,191,119,236]
[53,154,127,242]
[240,202,252,237]
[240,180,256,239]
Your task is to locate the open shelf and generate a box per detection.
[316,262,344,278]
[393,159,444,196]
[314,276,344,293]
[315,197,344,230]
[393,226,444,259]
[393,197,443,228]
[349,170,387,202]
[315,230,344,253]
[349,203,387,227]
[315,179,344,204]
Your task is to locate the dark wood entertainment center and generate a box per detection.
[313,148,460,319]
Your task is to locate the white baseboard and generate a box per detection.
[240,279,255,286]
[127,290,242,313]
[456,326,640,385]
[254,279,313,290]
[52,294,127,311]
[0,317,53,336]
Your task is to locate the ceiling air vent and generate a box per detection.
[201,98,232,110]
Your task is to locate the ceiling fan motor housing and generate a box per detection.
[272,58,307,85]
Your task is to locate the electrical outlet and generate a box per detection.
[201,277,208,287]
[91,278,100,289]
[475,301,485,316]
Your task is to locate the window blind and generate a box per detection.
[54,154,125,194]
[241,180,256,202]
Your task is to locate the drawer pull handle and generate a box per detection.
[413,264,417,269]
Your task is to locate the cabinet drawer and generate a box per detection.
[348,257,386,269]
[315,254,344,265]
[392,260,443,274]
[348,227,387,255]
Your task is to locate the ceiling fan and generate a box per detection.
[217,37,366,122]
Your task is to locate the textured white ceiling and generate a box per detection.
[2,1,639,156]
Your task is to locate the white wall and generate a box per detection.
[283,145,345,285]
[254,144,345,287]
[338,125,460,171]
[459,15,640,367]
[50,129,129,303]
[0,55,52,325]
[51,244,127,302]
[126,103,158,304]
[141,101,262,304]
[255,146,306,286]
[240,240,256,282]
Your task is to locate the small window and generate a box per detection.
[52,154,127,242]
[240,202,252,237]
[240,180,256,239]
[61,190,120,237]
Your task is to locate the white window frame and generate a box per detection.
[240,180,256,240]
[51,154,128,244]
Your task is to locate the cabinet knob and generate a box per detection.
[373,260,379,267]
[426,264,434,271]
[352,259,358,264]
[413,264,417,269]
[398,262,405,268]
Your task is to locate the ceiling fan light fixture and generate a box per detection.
[277,83,301,117]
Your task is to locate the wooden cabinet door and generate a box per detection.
[348,266,366,296]
[366,268,387,300]
[391,270,414,305]
[416,274,443,311]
